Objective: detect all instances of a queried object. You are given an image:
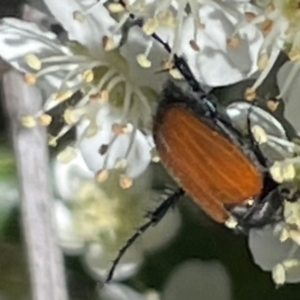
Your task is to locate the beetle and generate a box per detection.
[105,7,299,283]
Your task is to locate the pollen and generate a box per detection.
[227,37,240,49]
[267,100,280,112]
[63,108,84,125]
[99,90,109,101]
[39,114,52,127]
[107,3,125,13]
[21,116,37,128]
[25,54,42,71]
[119,174,133,190]
[288,50,300,61]
[169,68,184,80]
[269,161,296,183]
[82,70,94,83]
[136,54,152,68]
[142,18,160,36]
[54,90,74,102]
[24,73,37,85]
[102,36,117,51]
[48,135,58,147]
[251,125,268,144]
[112,123,127,135]
[95,169,109,183]
[244,88,257,102]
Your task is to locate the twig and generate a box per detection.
[2,70,69,300]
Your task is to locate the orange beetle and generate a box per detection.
[105,11,298,282]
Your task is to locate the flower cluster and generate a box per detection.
[2,0,300,288]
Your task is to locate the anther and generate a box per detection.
[244,88,257,102]
[25,54,42,70]
[21,116,37,128]
[73,11,85,23]
[227,37,240,49]
[251,125,268,144]
[54,90,74,102]
[24,73,37,85]
[39,114,52,126]
[107,3,125,13]
[119,174,133,189]
[95,169,109,183]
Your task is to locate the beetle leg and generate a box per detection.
[105,188,184,283]
[228,186,286,232]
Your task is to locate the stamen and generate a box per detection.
[39,114,52,126]
[108,2,125,13]
[136,40,153,68]
[25,54,42,70]
[63,107,85,125]
[22,115,37,128]
[54,90,74,102]
[24,73,37,85]
[102,36,117,51]
[82,69,94,83]
[48,125,72,147]
[142,18,160,36]
[257,53,269,71]
[95,169,109,183]
[250,46,281,91]
[119,174,133,189]
[269,161,296,183]
[227,37,240,49]
[244,88,257,101]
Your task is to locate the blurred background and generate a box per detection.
[0,1,300,300]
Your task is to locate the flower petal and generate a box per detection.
[141,208,181,253]
[163,260,231,300]
[77,108,152,178]
[54,201,85,254]
[249,226,300,272]
[277,61,300,133]
[0,18,65,71]
[52,153,94,202]
[82,242,143,281]
[178,6,263,86]
[99,283,148,300]
[43,0,115,54]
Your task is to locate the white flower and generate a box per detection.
[0,1,166,184]
[53,154,181,281]
[0,0,271,184]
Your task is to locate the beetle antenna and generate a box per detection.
[117,0,205,94]
[105,188,184,283]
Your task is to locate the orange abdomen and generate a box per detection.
[154,106,263,223]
